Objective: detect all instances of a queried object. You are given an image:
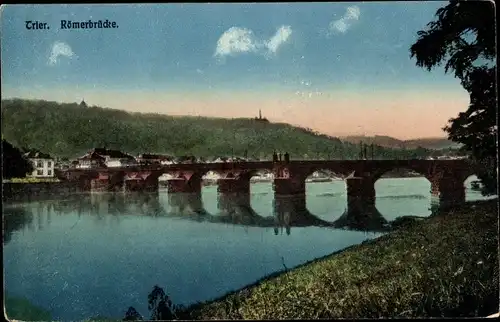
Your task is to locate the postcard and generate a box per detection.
[1,2,497,321]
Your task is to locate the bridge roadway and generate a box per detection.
[65,159,473,177]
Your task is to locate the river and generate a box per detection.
[3,176,493,320]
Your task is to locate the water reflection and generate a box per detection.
[3,207,33,244]
[2,191,423,245]
[334,203,388,232]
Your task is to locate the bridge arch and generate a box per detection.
[300,166,354,181]
[371,165,433,183]
[236,169,274,212]
[299,167,349,222]
[373,166,432,219]
[462,174,497,201]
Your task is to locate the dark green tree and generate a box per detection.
[147,285,178,320]
[123,307,143,321]
[410,0,497,195]
[2,139,34,179]
[124,285,183,321]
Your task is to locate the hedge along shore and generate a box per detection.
[180,199,499,319]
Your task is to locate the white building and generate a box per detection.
[24,151,55,177]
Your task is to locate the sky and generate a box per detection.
[1,2,471,139]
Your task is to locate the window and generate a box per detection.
[47,169,52,176]
[37,161,43,168]
[36,169,43,176]
[48,161,52,167]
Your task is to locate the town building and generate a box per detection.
[211,157,229,163]
[54,157,72,170]
[136,154,176,165]
[175,155,198,163]
[75,148,136,168]
[24,150,55,177]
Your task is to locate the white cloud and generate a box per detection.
[214,25,292,60]
[214,27,260,58]
[345,6,361,20]
[48,41,75,65]
[331,20,348,34]
[329,5,361,35]
[265,25,292,54]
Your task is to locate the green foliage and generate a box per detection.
[4,294,52,321]
[410,0,497,195]
[124,285,184,321]
[2,139,34,179]
[1,99,433,161]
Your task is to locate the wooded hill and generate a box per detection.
[2,99,439,160]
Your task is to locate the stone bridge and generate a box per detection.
[59,159,479,211]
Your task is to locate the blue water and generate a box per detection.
[3,176,492,320]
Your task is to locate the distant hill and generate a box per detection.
[404,138,462,150]
[341,135,462,150]
[1,99,435,160]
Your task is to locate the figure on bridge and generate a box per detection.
[273,151,278,162]
[284,152,290,163]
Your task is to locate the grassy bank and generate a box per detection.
[181,199,499,319]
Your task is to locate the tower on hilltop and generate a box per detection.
[254,109,269,123]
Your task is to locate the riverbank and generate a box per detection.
[180,199,499,319]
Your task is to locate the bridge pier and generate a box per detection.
[217,193,253,218]
[272,195,332,235]
[90,178,109,192]
[218,193,251,209]
[333,204,388,232]
[345,176,376,213]
[273,178,306,196]
[167,178,202,193]
[217,178,250,194]
[109,172,126,192]
[274,195,308,215]
[124,179,158,192]
[168,193,204,214]
[431,177,466,209]
[78,176,92,191]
